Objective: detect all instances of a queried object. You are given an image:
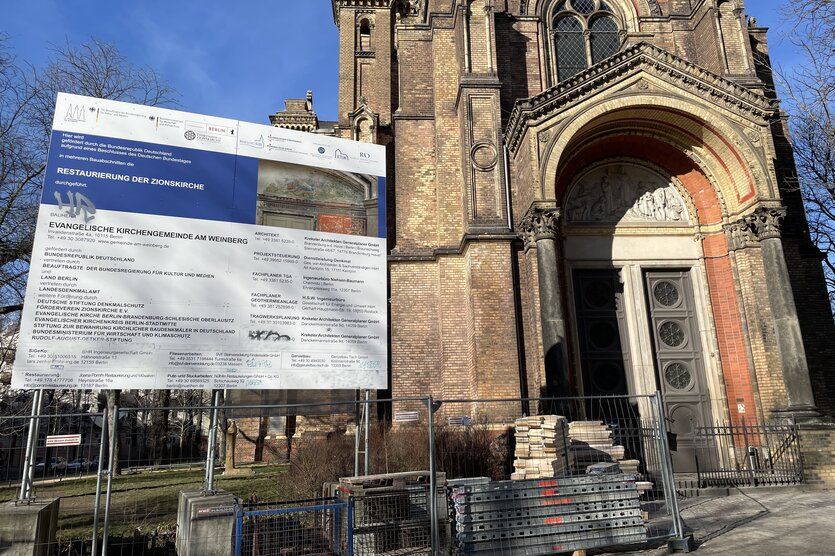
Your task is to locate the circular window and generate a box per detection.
[589,321,617,349]
[653,281,680,307]
[592,362,623,393]
[664,362,693,390]
[659,321,686,347]
[584,281,612,308]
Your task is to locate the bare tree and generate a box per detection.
[0,36,177,473]
[0,36,40,317]
[779,1,835,312]
[1,36,177,315]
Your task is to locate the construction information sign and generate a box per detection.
[12,93,388,390]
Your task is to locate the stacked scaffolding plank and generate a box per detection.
[449,474,647,555]
[512,416,570,480]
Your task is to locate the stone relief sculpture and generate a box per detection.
[565,164,689,224]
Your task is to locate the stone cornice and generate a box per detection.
[505,42,778,154]
[332,0,393,26]
[388,230,517,262]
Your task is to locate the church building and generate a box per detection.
[319,0,835,466]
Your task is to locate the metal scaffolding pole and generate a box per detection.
[91,407,108,556]
[204,389,221,492]
[17,388,43,502]
[102,402,119,556]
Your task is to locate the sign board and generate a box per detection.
[45,434,82,447]
[12,93,387,391]
[393,411,420,423]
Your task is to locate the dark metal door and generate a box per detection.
[573,269,630,399]
[644,270,709,472]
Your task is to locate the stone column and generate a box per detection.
[520,207,569,398]
[742,207,819,418]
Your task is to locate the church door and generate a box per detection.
[644,270,709,472]
[572,267,711,472]
[573,269,631,399]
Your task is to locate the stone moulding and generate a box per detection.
[505,42,779,154]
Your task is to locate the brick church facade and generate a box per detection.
[319,0,835,443]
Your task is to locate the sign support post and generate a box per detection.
[92,406,108,556]
[17,388,43,502]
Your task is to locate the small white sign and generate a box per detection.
[737,403,746,414]
[46,434,82,447]
[394,411,420,423]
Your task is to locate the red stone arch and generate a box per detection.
[549,114,759,428]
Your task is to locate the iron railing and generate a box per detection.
[695,417,803,487]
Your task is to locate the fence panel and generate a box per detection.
[695,417,803,487]
[0,393,687,555]
[235,498,349,556]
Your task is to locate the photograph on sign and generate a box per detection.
[12,93,387,391]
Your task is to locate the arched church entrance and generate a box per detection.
[561,160,717,472]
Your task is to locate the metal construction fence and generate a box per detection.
[0,392,708,555]
[235,498,350,556]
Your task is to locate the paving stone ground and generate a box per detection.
[596,488,835,555]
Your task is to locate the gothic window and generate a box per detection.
[550,0,622,83]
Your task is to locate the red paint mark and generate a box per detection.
[543,498,573,505]
[539,480,557,487]
[544,517,564,524]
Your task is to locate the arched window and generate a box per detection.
[359,19,372,51]
[551,0,622,83]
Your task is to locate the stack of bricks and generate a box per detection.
[511,415,570,480]
[568,421,627,473]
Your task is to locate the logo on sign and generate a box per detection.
[360,152,371,159]
[317,147,326,154]
[334,149,349,161]
[242,135,264,149]
[184,130,196,141]
[64,104,87,123]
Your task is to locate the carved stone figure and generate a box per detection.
[565,165,689,224]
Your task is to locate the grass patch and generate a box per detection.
[1,465,291,539]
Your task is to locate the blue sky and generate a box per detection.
[3,0,798,124]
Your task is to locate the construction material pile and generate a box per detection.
[511,415,570,480]
[569,420,645,474]
[449,474,647,554]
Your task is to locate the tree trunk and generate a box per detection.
[152,389,170,466]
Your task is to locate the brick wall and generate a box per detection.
[799,424,835,487]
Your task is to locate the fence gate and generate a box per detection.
[235,498,351,556]
[695,418,804,487]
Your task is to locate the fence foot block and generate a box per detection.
[667,535,695,553]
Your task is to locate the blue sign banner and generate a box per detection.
[43,131,259,224]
